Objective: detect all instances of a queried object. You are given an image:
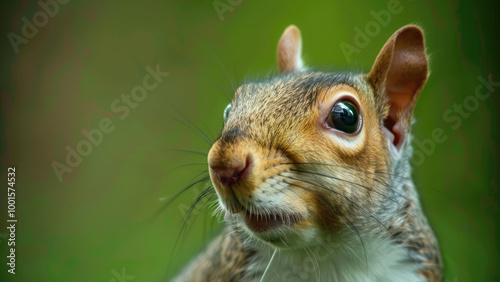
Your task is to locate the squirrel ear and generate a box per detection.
[367,25,428,150]
[277,25,304,73]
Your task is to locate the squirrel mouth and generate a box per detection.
[243,210,303,233]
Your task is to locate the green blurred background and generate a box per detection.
[0,0,498,281]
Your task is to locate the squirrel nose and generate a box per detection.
[210,156,251,187]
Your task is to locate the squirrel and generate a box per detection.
[173,24,443,281]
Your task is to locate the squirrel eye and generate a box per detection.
[329,100,359,133]
[223,103,232,121]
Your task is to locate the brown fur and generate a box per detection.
[174,226,255,281]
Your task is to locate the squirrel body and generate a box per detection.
[174,25,442,281]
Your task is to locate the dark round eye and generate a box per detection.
[223,103,231,121]
[329,100,359,133]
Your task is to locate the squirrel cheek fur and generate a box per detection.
[175,25,442,282]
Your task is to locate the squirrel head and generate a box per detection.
[207,25,428,248]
